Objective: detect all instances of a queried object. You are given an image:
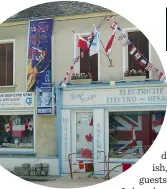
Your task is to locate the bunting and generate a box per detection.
[115,22,165,81]
[60,15,165,87]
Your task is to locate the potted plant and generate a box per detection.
[124,69,146,82]
[69,72,92,84]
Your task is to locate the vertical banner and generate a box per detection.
[61,110,71,174]
[93,109,105,175]
[27,19,53,92]
[36,87,54,115]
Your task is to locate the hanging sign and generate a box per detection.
[26,19,53,92]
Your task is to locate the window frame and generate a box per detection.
[122,28,152,79]
[0,39,15,87]
[74,32,101,81]
[0,109,36,155]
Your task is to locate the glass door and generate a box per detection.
[76,112,93,159]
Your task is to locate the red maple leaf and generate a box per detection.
[81,148,92,159]
[85,133,93,142]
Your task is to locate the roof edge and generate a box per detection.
[0,11,116,27]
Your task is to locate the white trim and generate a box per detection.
[148,42,152,78]
[33,108,36,153]
[122,28,151,79]
[74,32,100,80]
[0,39,15,86]
[51,33,54,86]
[26,21,30,91]
[0,85,16,88]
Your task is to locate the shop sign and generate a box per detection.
[63,86,167,107]
[0,92,34,108]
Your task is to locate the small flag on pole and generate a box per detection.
[105,29,116,54]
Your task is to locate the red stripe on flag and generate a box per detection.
[78,38,89,51]
[152,118,164,127]
[105,31,115,53]
[122,164,131,172]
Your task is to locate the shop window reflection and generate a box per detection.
[0,115,33,149]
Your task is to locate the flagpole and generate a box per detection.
[100,40,113,67]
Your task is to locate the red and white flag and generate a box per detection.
[145,62,154,71]
[133,52,141,60]
[78,36,89,51]
[130,45,137,55]
[158,72,166,81]
[152,117,164,133]
[139,58,148,67]
[105,29,116,54]
[106,15,113,21]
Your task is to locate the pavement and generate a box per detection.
[23,174,108,188]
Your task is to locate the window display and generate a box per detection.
[76,112,93,159]
[0,115,34,149]
[109,111,165,158]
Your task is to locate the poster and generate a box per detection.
[36,87,54,115]
[26,19,53,92]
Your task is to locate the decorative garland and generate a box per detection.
[60,15,165,86]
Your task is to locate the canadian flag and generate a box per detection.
[25,120,33,131]
[152,118,164,133]
[139,59,148,67]
[78,36,89,51]
[105,29,116,54]
[133,52,141,60]
[130,45,137,55]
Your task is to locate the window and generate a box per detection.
[0,40,14,86]
[108,111,165,158]
[0,114,34,150]
[123,30,150,78]
[75,34,99,81]
[76,112,93,159]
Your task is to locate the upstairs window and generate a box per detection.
[0,40,14,86]
[128,31,149,78]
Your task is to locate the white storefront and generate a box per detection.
[56,81,167,177]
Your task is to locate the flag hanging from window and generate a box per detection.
[78,36,89,51]
[88,28,100,56]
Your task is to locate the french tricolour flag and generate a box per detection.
[152,117,164,133]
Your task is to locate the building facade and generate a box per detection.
[0,2,166,177]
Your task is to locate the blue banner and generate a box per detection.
[27,19,53,92]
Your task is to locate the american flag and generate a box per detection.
[110,114,152,157]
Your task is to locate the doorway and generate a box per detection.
[76,112,93,159]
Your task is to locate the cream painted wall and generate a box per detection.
[0,14,164,158]
[53,15,164,83]
[0,15,164,88]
